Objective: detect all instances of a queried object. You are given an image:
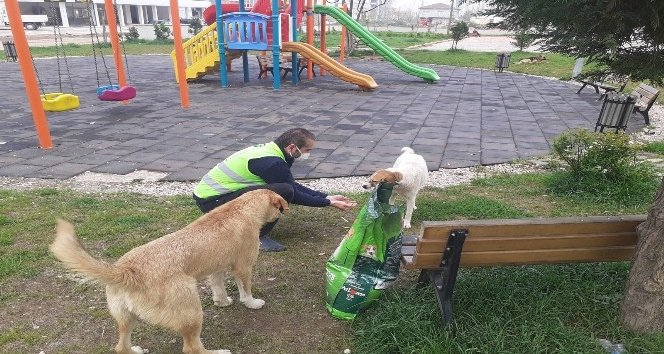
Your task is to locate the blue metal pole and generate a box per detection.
[215,0,228,87]
[239,0,249,82]
[291,0,298,85]
[271,0,280,90]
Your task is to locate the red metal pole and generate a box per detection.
[340,4,347,64]
[306,0,313,79]
[4,0,52,149]
[170,0,190,107]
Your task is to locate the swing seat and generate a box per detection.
[97,85,137,101]
[41,92,80,112]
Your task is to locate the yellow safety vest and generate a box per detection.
[193,141,286,198]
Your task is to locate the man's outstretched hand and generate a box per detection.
[327,195,357,210]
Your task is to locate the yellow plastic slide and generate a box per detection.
[281,42,377,90]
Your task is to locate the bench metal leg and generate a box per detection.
[418,229,468,329]
[636,110,651,126]
[576,82,588,94]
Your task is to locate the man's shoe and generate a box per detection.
[259,235,286,252]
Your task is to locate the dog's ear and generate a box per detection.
[270,193,289,212]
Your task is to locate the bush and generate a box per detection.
[153,23,171,40]
[187,18,203,36]
[512,30,534,51]
[552,129,637,175]
[450,21,469,50]
[125,27,140,41]
[548,128,658,205]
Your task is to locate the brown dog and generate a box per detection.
[363,169,404,189]
[50,189,289,354]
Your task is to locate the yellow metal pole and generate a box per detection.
[4,0,52,149]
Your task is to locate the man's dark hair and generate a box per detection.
[274,128,316,149]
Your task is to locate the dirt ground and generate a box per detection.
[0,208,363,354]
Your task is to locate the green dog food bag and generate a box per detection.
[325,182,405,320]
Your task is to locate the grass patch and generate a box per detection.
[22,40,177,58]
[0,327,44,347]
[351,262,664,354]
[395,49,579,80]
[642,142,664,156]
[545,169,659,207]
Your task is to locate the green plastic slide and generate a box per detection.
[314,4,440,82]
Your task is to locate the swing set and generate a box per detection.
[33,0,136,112]
[36,1,80,112]
[6,0,190,149]
[86,0,136,101]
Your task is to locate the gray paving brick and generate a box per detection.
[30,162,99,179]
[0,55,644,182]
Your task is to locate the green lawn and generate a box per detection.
[2,168,664,353]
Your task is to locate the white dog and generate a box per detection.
[364,147,428,228]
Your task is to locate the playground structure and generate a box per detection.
[171,0,439,90]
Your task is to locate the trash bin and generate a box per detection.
[495,52,511,73]
[595,92,637,132]
[3,41,18,62]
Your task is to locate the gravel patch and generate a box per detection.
[631,105,663,143]
[0,163,545,196]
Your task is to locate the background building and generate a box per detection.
[417,2,459,26]
[0,0,213,27]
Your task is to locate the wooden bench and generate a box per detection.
[400,215,645,328]
[255,55,292,80]
[631,83,660,125]
[296,57,316,79]
[576,73,628,98]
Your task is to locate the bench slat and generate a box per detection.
[405,246,635,269]
[415,231,637,253]
[420,216,643,239]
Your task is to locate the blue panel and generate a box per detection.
[222,12,269,50]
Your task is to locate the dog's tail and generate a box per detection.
[51,219,127,286]
[401,147,415,154]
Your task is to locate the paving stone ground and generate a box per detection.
[0,55,646,181]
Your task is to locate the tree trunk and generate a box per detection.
[620,177,664,333]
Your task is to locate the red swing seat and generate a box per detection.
[97,85,137,101]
